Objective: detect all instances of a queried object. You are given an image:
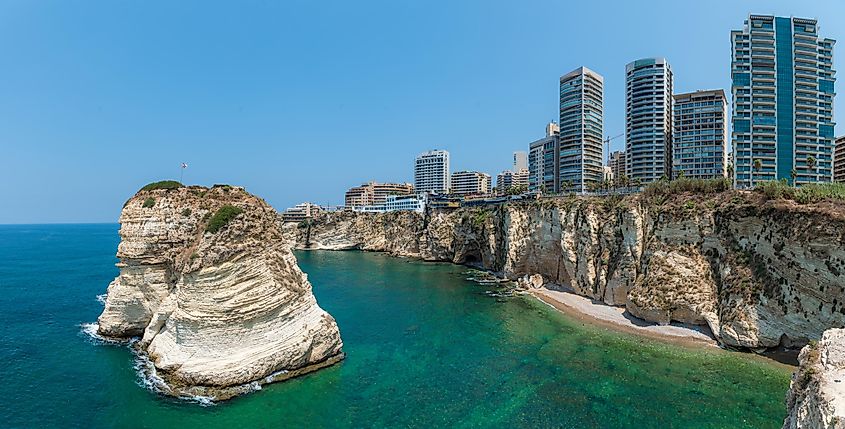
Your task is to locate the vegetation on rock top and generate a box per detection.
[756,180,845,204]
[206,205,244,233]
[142,197,156,208]
[642,177,731,198]
[140,180,183,192]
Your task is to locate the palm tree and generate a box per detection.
[751,159,763,186]
[806,156,817,183]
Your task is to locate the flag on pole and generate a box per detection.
[180,162,188,183]
[181,162,188,169]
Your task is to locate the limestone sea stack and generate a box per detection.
[97,182,343,400]
[784,328,845,429]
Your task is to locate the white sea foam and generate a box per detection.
[264,369,289,384]
[131,346,221,406]
[79,322,127,345]
[96,294,107,305]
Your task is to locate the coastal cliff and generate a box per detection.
[291,191,845,350]
[784,329,845,428]
[97,183,343,400]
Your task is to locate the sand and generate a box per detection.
[529,288,718,348]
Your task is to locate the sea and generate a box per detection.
[0,223,792,428]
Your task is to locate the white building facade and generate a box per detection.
[357,194,428,214]
[529,122,560,193]
[451,171,491,196]
[414,150,450,194]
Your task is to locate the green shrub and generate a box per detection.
[142,197,156,208]
[181,208,192,216]
[469,209,491,227]
[642,177,731,197]
[756,180,794,201]
[756,181,845,204]
[140,180,183,192]
[205,205,243,233]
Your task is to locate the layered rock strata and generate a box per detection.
[98,184,343,400]
[784,328,845,428]
[290,192,845,350]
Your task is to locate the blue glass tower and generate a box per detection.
[731,15,836,188]
[559,67,604,193]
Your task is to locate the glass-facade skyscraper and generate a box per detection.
[625,58,673,184]
[731,15,836,188]
[559,66,604,193]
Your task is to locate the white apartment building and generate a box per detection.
[356,194,428,214]
[451,171,491,196]
[513,151,528,171]
[414,150,450,194]
[281,202,322,223]
[496,169,529,194]
[529,122,560,193]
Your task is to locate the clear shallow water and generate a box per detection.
[0,224,791,428]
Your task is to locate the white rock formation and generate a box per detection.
[784,328,845,429]
[98,184,343,399]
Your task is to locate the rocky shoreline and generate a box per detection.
[288,191,845,428]
[290,191,845,351]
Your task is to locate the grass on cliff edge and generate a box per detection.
[642,177,731,197]
[756,180,845,204]
[205,205,243,233]
[139,180,183,192]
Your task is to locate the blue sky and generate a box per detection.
[1,0,843,223]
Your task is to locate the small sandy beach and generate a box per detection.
[529,287,719,348]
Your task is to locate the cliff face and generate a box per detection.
[98,185,343,400]
[784,329,845,429]
[293,192,845,349]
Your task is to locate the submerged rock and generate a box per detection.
[784,328,845,429]
[98,184,343,400]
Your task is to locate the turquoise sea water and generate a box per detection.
[0,224,791,428]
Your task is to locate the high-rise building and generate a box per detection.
[450,171,491,196]
[559,66,604,193]
[496,169,529,194]
[625,58,673,184]
[529,122,560,193]
[344,182,415,208]
[673,90,729,179]
[835,136,845,183]
[513,151,528,171]
[731,15,836,188]
[608,150,626,183]
[414,150,450,194]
